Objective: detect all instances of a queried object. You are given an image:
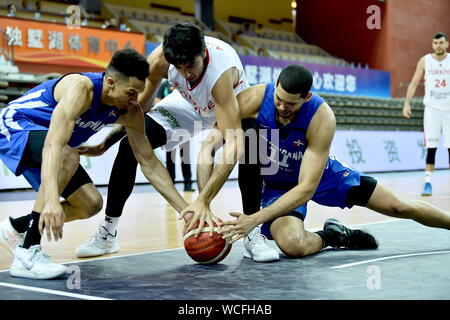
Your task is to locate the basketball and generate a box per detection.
[183,221,232,265]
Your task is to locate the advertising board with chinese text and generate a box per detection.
[1,17,145,69]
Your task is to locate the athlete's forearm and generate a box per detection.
[405,82,419,103]
[196,162,214,193]
[196,131,220,192]
[140,156,188,213]
[254,184,315,224]
[197,162,235,203]
[197,134,243,203]
[41,143,64,206]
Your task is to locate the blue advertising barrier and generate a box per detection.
[240,55,391,98]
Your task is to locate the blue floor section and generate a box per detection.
[1,219,450,300]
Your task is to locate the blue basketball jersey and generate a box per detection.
[257,82,325,189]
[0,72,123,176]
[257,83,363,215]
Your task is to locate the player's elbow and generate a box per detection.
[139,100,152,113]
[298,183,316,203]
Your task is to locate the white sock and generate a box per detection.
[424,171,432,183]
[101,216,120,236]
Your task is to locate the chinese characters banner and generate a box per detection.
[331,130,448,172]
[1,17,145,69]
[240,55,391,98]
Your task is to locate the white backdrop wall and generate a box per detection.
[0,128,448,190]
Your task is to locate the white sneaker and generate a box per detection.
[243,226,279,262]
[75,226,120,258]
[10,245,68,279]
[0,217,25,255]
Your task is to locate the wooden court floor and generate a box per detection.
[1,170,449,271]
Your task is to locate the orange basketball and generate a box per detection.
[183,221,232,265]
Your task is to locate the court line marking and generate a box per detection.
[331,250,450,269]
[0,282,112,300]
[0,246,187,273]
[0,219,400,273]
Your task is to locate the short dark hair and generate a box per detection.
[163,23,206,66]
[433,32,448,41]
[276,64,313,98]
[106,48,149,82]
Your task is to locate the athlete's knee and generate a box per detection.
[277,233,309,258]
[86,189,103,216]
[387,199,417,218]
[61,146,80,170]
[77,189,103,219]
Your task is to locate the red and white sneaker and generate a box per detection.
[0,218,25,255]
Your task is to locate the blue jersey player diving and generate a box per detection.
[0,49,188,279]
[201,65,450,260]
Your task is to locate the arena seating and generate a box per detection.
[322,93,424,131]
[2,0,104,28]
[216,20,302,43]
[103,2,257,56]
[0,71,60,107]
[101,2,200,28]
[215,20,348,66]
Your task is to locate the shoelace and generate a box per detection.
[253,233,270,248]
[28,246,51,264]
[89,228,115,249]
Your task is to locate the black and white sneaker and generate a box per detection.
[323,218,379,250]
[75,225,119,258]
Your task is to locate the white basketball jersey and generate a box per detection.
[423,53,450,111]
[149,36,249,150]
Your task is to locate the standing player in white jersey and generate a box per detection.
[76,23,279,262]
[403,32,450,196]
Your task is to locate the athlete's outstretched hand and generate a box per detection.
[402,101,412,118]
[39,202,65,242]
[179,201,221,237]
[219,212,258,244]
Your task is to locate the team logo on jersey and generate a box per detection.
[109,110,117,117]
[173,82,180,88]
[293,139,304,146]
[343,171,350,177]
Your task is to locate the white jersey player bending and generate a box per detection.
[403,32,450,196]
[76,23,280,262]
